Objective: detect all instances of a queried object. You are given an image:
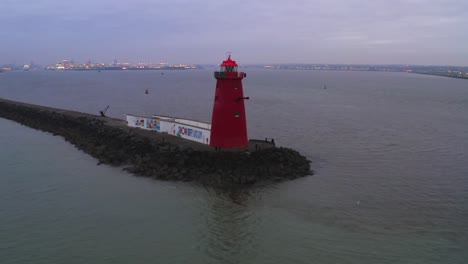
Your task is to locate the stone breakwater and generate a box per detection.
[0,98,312,186]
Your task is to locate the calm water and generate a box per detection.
[1,69,467,263]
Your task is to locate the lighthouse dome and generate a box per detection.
[220,55,238,72]
[220,55,238,67]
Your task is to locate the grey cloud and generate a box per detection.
[1,0,467,65]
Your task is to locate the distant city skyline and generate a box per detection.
[3,59,468,68]
[1,0,467,66]
[2,59,468,80]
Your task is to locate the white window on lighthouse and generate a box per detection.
[222,66,238,72]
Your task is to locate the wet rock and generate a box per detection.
[0,98,312,187]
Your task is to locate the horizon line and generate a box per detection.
[2,61,468,68]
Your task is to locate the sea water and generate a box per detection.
[1,69,467,263]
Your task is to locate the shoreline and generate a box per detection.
[0,98,312,186]
[411,72,468,80]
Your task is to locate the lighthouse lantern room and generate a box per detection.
[210,55,249,149]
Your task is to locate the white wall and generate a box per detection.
[127,114,160,131]
[127,115,145,129]
[127,114,211,145]
[175,118,211,130]
[173,122,211,145]
[159,120,173,134]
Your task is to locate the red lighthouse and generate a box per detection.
[210,55,249,149]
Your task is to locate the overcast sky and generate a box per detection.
[1,0,467,65]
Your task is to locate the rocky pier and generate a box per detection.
[0,98,312,186]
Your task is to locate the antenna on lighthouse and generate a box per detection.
[226,51,231,59]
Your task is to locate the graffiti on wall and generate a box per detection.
[134,118,145,128]
[177,126,203,139]
[127,115,210,145]
[145,119,160,131]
